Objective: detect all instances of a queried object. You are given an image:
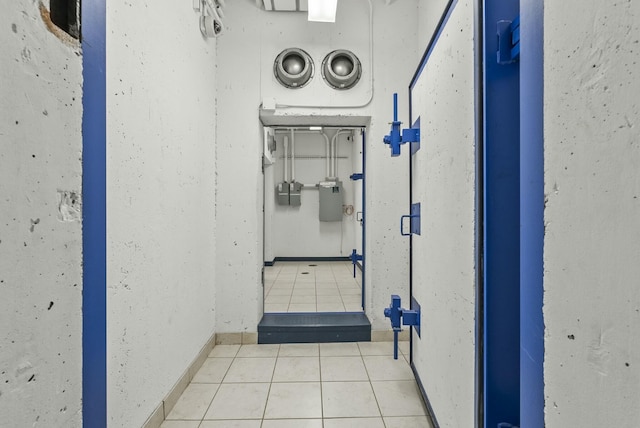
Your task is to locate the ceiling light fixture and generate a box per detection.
[308,0,337,23]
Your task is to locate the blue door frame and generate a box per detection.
[79,0,543,425]
[361,129,367,310]
[483,0,521,426]
[82,0,107,426]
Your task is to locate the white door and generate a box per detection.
[408,0,477,426]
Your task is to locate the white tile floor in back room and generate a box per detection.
[161,341,433,428]
[264,261,363,313]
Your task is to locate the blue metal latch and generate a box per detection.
[350,249,363,278]
[383,93,420,157]
[383,295,421,359]
[497,15,520,64]
[350,173,363,181]
[497,424,520,428]
[400,203,421,236]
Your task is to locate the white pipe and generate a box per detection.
[332,136,337,177]
[290,129,296,182]
[274,129,332,179]
[325,132,330,178]
[331,130,352,178]
[283,135,289,183]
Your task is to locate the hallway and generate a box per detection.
[160,341,429,427]
[4,0,640,426]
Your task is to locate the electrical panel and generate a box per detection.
[289,182,303,206]
[319,181,343,221]
[277,182,303,206]
[277,182,289,205]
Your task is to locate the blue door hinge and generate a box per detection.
[497,15,520,64]
[350,249,363,278]
[383,93,420,157]
[350,173,363,181]
[384,295,421,359]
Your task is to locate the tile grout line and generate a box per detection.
[259,344,280,423]
[195,345,239,424]
[319,341,324,425]
[360,344,387,424]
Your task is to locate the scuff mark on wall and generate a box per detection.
[29,218,40,232]
[57,190,81,222]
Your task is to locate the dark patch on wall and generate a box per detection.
[11,23,17,33]
[49,0,80,39]
[48,301,54,310]
[39,2,80,45]
[567,334,575,340]
[28,375,35,382]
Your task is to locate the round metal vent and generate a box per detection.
[274,48,314,89]
[321,49,362,90]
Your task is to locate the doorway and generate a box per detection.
[262,126,366,314]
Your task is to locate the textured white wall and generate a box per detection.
[216,0,419,333]
[0,1,83,426]
[106,2,218,426]
[267,131,358,258]
[543,0,640,425]
[418,0,450,50]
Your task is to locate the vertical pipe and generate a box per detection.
[325,132,330,178]
[290,129,295,182]
[283,135,289,183]
[333,135,337,178]
[330,133,336,178]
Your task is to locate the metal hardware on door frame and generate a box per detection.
[383,93,420,157]
[400,203,421,236]
[383,295,421,360]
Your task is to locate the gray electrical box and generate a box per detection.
[289,182,303,206]
[319,181,343,221]
[277,182,289,205]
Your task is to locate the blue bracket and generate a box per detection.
[410,117,421,155]
[383,93,420,157]
[497,16,520,64]
[497,424,520,428]
[350,249,363,278]
[350,173,363,181]
[383,295,421,359]
[400,203,421,236]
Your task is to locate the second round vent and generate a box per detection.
[321,49,362,90]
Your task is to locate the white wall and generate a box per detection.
[267,130,359,258]
[0,2,83,426]
[543,0,640,425]
[418,0,451,50]
[106,2,218,426]
[216,0,419,333]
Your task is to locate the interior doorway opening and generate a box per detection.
[262,126,366,314]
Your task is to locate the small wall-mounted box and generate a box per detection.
[319,181,343,221]
[289,182,303,206]
[277,182,289,205]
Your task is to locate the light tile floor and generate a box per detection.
[162,341,432,428]
[264,261,363,313]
